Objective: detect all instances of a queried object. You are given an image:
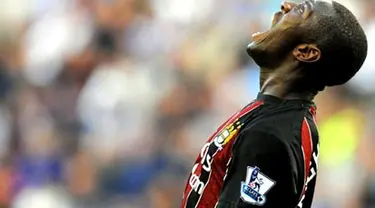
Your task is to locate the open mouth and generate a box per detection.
[251,11,283,42]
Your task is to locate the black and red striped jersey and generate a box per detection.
[181,93,319,208]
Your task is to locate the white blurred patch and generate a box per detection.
[77,60,158,159]
[13,187,74,208]
[31,0,73,17]
[0,0,33,25]
[151,0,214,23]
[23,5,93,86]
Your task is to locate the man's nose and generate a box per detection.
[281,1,297,14]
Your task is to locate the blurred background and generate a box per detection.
[0,0,374,207]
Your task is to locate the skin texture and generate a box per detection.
[247,0,332,100]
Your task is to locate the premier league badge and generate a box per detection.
[240,166,275,206]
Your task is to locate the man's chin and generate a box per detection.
[246,41,276,68]
[246,41,258,57]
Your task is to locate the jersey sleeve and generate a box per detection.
[216,129,298,208]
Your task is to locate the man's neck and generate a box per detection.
[259,67,316,101]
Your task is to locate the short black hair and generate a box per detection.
[303,1,367,89]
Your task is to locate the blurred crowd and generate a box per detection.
[0,0,375,207]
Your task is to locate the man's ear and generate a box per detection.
[293,44,321,63]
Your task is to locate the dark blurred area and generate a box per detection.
[0,0,374,207]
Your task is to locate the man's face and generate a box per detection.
[247,0,333,68]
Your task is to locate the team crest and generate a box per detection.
[240,166,275,206]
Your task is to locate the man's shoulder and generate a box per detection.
[235,126,289,157]
[249,107,307,135]
[238,105,316,150]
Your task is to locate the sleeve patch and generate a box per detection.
[240,166,276,206]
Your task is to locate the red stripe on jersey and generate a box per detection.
[238,101,263,117]
[212,101,264,140]
[181,101,263,208]
[192,101,263,208]
[299,118,313,198]
[309,106,317,117]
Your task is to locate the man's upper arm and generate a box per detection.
[217,129,298,208]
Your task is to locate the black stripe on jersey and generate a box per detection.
[186,120,243,207]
